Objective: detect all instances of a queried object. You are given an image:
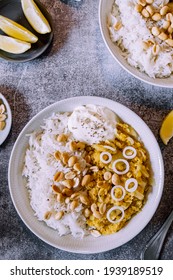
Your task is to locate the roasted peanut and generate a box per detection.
[135,4,143,13]
[76,142,85,150]
[138,0,146,7]
[91,203,102,219]
[44,211,52,220]
[52,184,61,194]
[79,194,90,205]
[54,171,64,182]
[166,38,173,46]
[0,114,6,121]
[81,174,91,186]
[73,162,83,172]
[142,8,150,18]
[70,200,79,211]
[163,20,170,29]
[146,0,153,4]
[166,13,173,22]
[68,156,77,167]
[152,13,162,21]
[54,150,61,161]
[152,44,160,55]
[61,152,69,165]
[55,211,64,220]
[158,32,168,40]
[0,121,5,130]
[62,179,74,189]
[62,187,73,196]
[90,229,101,237]
[69,141,77,151]
[114,22,122,31]
[84,208,91,218]
[65,171,76,180]
[160,6,169,16]
[57,193,64,203]
[57,134,67,142]
[151,26,160,36]
[0,104,5,114]
[145,5,154,16]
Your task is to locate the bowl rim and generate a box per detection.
[8,96,164,254]
[98,0,173,88]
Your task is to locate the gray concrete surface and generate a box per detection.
[0,0,173,260]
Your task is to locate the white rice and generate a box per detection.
[23,113,88,238]
[108,0,173,78]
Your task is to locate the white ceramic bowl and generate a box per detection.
[8,96,164,254]
[99,0,173,88]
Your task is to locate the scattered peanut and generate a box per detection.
[163,20,171,30]
[69,141,77,151]
[152,44,160,55]
[61,152,69,165]
[62,187,73,196]
[0,104,5,114]
[52,184,61,194]
[81,174,91,186]
[114,22,122,31]
[151,26,160,36]
[84,208,91,218]
[54,150,61,160]
[160,6,169,16]
[138,0,146,7]
[0,114,6,121]
[91,203,102,219]
[68,156,77,167]
[57,193,64,203]
[73,162,83,172]
[145,5,154,16]
[53,171,64,182]
[142,8,150,18]
[158,32,168,41]
[57,134,67,142]
[55,211,64,220]
[79,194,90,205]
[65,171,76,180]
[166,38,173,46]
[76,142,85,150]
[152,13,162,21]
[0,121,5,131]
[70,200,78,211]
[44,211,52,220]
[62,179,74,189]
[166,13,173,22]
[135,4,143,13]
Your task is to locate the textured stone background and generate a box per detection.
[0,0,173,260]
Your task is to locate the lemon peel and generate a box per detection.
[0,15,38,43]
[21,0,51,34]
[0,35,31,54]
[160,110,173,145]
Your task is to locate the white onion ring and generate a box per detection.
[100,151,112,164]
[106,206,125,224]
[123,146,137,159]
[111,185,126,202]
[103,145,117,152]
[112,159,129,175]
[125,178,138,193]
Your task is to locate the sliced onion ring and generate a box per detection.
[111,185,126,202]
[125,178,138,193]
[106,206,125,224]
[112,159,129,175]
[103,145,117,152]
[100,151,112,164]
[123,146,137,159]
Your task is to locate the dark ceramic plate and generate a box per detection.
[0,0,53,62]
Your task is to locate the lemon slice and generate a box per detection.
[21,0,51,34]
[0,15,38,43]
[160,110,173,145]
[0,35,31,54]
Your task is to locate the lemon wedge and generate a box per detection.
[160,110,173,145]
[0,35,31,54]
[0,15,38,43]
[21,0,51,34]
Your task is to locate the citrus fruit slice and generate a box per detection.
[0,35,31,54]
[160,110,173,145]
[0,15,38,43]
[21,0,51,34]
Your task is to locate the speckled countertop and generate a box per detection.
[0,0,173,260]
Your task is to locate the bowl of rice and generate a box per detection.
[99,0,173,87]
[8,96,164,253]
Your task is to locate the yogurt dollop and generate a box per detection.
[68,105,119,145]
